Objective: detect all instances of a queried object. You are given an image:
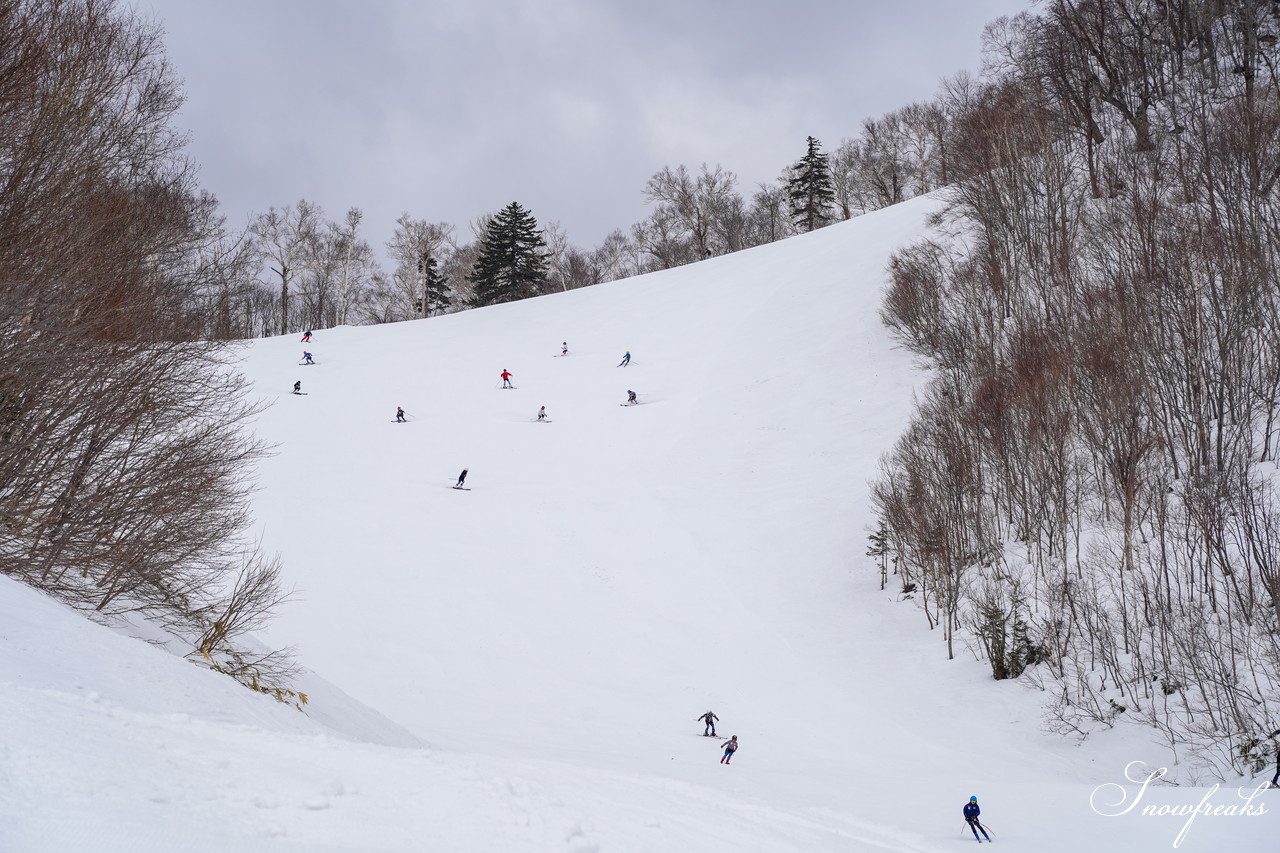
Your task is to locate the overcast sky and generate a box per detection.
[135,0,1032,259]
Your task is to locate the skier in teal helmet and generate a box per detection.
[963,796,990,842]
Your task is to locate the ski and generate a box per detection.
[451,486,471,490]
[291,392,309,395]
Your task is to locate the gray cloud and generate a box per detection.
[137,0,1031,255]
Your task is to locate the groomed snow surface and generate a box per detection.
[2,195,1273,851]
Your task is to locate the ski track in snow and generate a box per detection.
[1,194,1273,851]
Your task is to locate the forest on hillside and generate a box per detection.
[141,53,956,336]
[186,121,945,338]
[870,0,1280,780]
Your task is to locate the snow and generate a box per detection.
[1,194,1273,851]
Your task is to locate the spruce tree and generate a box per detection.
[467,202,549,307]
[787,136,836,232]
[414,254,449,316]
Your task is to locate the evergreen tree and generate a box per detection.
[414,253,449,316]
[786,136,836,232]
[467,202,549,307]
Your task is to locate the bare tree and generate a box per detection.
[643,163,741,259]
[324,207,376,326]
[249,200,322,335]
[746,181,795,244]
[387,214,455,318]
[0,0,297,699]
[591,229,643,282]
[542,220,575,292]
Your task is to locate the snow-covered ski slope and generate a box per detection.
[2,194,1273,851]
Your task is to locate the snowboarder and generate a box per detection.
[500,369,514,388]
[302,351,314,365]
[963,796,990,842]
[626,390,638,405]
[396,406,406,422]
[454,468,468,489]
[617,351,631,367]
[720,735,738,764]
[697,710,719,736]
[561,342,569,356]
[537,405,547,421]
[293,381,302,394]
[301,329,312,342]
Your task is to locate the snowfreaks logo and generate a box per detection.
[1089,761,1268,848]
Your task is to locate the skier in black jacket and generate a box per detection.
[697,710,718,736]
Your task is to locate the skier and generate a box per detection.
[697,710,719,737]
[500,369,514,388]
[617,351,631,367]
[963,796,990,842]
[302,351,314,365]
[561,342,569,356]
[626,390,638,405]
[720,735,738,764]
[454,468,468,489]
[301,329,312,342]
[396,406,406,422]
[704,249,712,260]
[293,381,302,394]
[1271,748,1280,788]
[537,405,547,421]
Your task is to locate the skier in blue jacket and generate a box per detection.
[963,796,990,842]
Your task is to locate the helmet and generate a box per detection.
[970,796,978,802]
